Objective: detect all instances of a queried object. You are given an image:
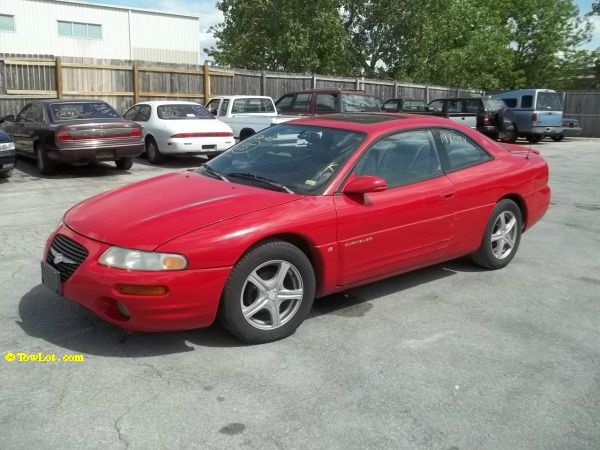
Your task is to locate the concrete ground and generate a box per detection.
[0,138,599,450]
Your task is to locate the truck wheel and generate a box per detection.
[551,134,564,142]
[527,135,542,144]
[35,143,56,175]
[501,124,518,143]
[239,129,255,141]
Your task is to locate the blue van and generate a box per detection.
[491,89,563,143]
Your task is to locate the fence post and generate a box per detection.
[261,71,266,96]
[132,63,139,104]
[356,77,360,90]
[312,74,317,89]
[55,57,63,99]
[203,60,211,102]
[393,81,398,98]
[425,85,429,103]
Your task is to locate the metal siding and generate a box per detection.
[0,0,198,64]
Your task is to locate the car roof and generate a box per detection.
[285,113,457,133]
[209,95,272,100]
[133,101,203,107]
[38,99,111,104]
[281,88,371,95]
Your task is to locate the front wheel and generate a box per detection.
[551,134,564,142]
[527,134,542,144]
[115,157,133,170]
[472,199,522,270]
[218,241,315,344]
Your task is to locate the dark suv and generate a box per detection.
[275,89,381,115]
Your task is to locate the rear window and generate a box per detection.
[402,100,426,111]
[157,104,213,120]
[341,94,381,112]
[50,102,120,121]
[232,98,275,114]
[537,92,562,111]
[483,99,505,111]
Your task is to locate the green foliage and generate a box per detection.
[206,0,596,90]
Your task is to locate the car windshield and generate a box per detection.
[198,124,365,195]
[50,102,121,121]
[342,94,381,112]
[537,92,562,111]
[483,99,505,111]
[157,104,214,120]
[402,100,427,111]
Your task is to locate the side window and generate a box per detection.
[383,100,400,112]
[124,106,138,121]
[218,99,230,117]
[437,129,491,171]
[446,100,463,113]
[315,94,337,113]
[503,98,517,108]
[521,95,533,108]
[290,93,312,113]
[16,104,33,122]
[275,94,294,112]
[29,103,44,122]
[136,105,151,122]
[355,130,442,188]
[464,99,480,113]
[206,99,220,115]
[428,100,444,113]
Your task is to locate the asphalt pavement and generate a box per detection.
[1,138,599,450]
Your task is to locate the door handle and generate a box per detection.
[440,192,455,200]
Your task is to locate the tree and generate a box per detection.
[592,1,599,15]
[207,0,355,75]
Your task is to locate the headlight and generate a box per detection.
[0,142,15,151]
[98,247,188,271]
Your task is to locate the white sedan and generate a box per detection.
[124,101,235,163]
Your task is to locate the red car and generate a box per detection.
[41,114,550,343]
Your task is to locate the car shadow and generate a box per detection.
[133,155,208,169]
[17,257,483,357]
[15,156,130,179]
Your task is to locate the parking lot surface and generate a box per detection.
[1,139,599,450]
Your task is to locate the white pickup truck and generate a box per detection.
[205,96,300,140]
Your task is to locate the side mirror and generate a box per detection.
[342,176,387,194]
[2,114,15,122]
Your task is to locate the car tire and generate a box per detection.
[0,169,13,179]
[146,137,164,164]
[35,143,56,175]
[218,240,316,344]
[501,124,518,143]
[551,134,564,142]
[115,157,133,170]
[527,134,542,144]
[471,199,522,270]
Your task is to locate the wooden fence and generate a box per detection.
[0,53,480,117]
[2,54,598,137]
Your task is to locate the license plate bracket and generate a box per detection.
[41,261,63,296]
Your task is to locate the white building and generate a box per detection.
[0,0,200,64]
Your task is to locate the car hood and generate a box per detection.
[65,171,302,250]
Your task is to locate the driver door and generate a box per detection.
[335,129,455,286]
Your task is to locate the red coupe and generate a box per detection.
[42,114,550,343]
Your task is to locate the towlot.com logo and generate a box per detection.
[4,352,85,363]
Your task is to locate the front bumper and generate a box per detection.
[161,137,234,155]
[43,225,232,332]
[0,150,16,172]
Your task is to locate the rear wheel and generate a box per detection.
[239,129,255,141]
[551,134,564,142]
[501,124,518,143]
[35,143,56,175]
[146,137,164,164]
[218,240,315,344]
[527,134,542,144]
[115,157,133,170]
[472,199,522,270]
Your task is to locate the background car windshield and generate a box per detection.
[403,100,427,111]
[342,95,381,112]
[50,102,120,121]
[483,99,506,110]
[157,104,214,120]
[537,92,562,111]
[203,124,365,194]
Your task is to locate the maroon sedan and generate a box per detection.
[3,100,143,174]
[42,114,550,343]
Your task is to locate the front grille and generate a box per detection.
[46,234,89,281]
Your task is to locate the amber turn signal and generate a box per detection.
[117,284,168,296]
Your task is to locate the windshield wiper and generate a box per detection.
[199,165,229,182]
[227,172,294,194]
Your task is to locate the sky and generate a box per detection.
[85,0,600,58]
